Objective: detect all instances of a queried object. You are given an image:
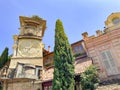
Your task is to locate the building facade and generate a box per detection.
[0,16,92,90]
[1,12,119,90]
[42,40,92,90]
[1,16,46,90]
[82,12,120,80]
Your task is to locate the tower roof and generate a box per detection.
[19,16,46,36]
[105,12,120,26]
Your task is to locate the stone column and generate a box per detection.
[3,80,8,90]
[19,27,24,35]
[12,35,18,57]
[82,32,88,40]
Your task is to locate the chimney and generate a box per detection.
[96,30,102,36]
[82,32,88,40]
[48,46,50,52]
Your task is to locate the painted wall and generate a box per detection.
[83,13,120,79]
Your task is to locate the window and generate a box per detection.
[35,67,42,79]
[73,45,85,54]
[37,69,41,79]
[101,50,118,75]
[44,56,53,67]
[112,17,120,24]
[79,45,85,53]
[74,46,80,53]
[44,59,51,66]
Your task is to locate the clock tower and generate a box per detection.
[9,16,46,69]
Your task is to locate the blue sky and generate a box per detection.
[0,0,120,54]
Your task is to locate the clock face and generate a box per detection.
[18,39,41,57]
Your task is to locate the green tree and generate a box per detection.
[8,54,12,61]
[32,15,42,20]
[0,47,9,68]
[81,65,100,90]
[0,84,2,90]
[52,19,75,90]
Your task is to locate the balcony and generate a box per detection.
[74,52,87,59]
[18,73,38,79]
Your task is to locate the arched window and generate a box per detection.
[112,17,120,24]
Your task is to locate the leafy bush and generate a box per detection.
[32,15,42,21]
[81,65,100,90]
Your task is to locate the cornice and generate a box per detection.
[11,57,43,59]
[85,29,120,48]
[18,35,42,40]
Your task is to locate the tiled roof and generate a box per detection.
[42,57,92,81]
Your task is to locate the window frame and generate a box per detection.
[101,50,119,76]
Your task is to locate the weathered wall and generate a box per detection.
[84,28,120,79]
[3,81,42,90]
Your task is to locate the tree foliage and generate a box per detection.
[0,86,2,90]
[81,65,100,90]
[0,47,9,68]
[32,15,42,20]
[52,19,75,90]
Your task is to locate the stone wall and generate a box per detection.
[3,81,42,90]
[84,28,120,79]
